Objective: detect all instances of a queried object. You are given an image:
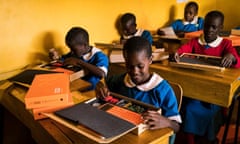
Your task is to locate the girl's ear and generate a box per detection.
[149,55,153,64]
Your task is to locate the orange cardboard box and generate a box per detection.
[25,73,70,109]
[184,30,203,39]
[231,29,240,36]
[32,95,73,120]
[224,35,240,46]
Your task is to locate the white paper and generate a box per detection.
[160,27,178,38]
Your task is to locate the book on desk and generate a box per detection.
[8,62,84,87]
[169,53,225,72]
[41,61,85,82]
[158,27,178,38]
[7,64,86,120]
[43,92,160,143]
[8,69,61,87]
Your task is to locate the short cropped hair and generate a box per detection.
[65,27,89,49]
[205,10,224,25]
[185,1,199,12]
[120,13,136,25]
[123,36,152,59]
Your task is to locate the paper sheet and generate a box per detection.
[160,27,178,38]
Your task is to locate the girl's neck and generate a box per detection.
[136,73,152,86]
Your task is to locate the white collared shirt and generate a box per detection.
[198,34,223,48]
[124,72,164,91]
[82,47,108,75]
[123,29,144,39]
[183,16,199,25]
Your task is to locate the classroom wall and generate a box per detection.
[216,0,240,30]
[1,0,236,78]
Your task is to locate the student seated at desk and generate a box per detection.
[174,11,240,144]
[49,27,109,90]
[96,37,181,144]
[157,1,204,37]
[119,13,153,45]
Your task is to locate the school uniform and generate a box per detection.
[106,72,181,144]
[171,16,204,32]
[177,35,240,68]
[177,35,240,140]
[107,72,181,123]
[62,47,109,90]
[122,29,153,45]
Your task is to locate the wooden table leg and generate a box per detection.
[222,88,240,144]
[233,97,240,144]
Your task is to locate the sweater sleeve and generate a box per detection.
[223,39,240,68]
[177,39,197,54]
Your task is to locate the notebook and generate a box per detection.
[41,61,82,72]
[159,27,178,38]
[8,69,60,86]
[54,103,136,139]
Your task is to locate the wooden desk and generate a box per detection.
[153,35,188,54]
[109,62,240,108]
[0,80,173,144]
[153,32,240,53]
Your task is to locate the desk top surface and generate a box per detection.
[0,80,173,144]
[154,33,240,46]
[151,62,240,107]
[151,62,240,83]
[111,62,240,107]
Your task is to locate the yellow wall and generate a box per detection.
[217,0,240,30]
[0,0,236,78]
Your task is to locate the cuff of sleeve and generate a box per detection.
[168,115,182,123]
[99,66,108,76]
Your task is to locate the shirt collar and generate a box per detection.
[123,29,144,39]
[183,16,198,25]
[82,47,101,60]
[124,72,164,91]
[198,34,223,48]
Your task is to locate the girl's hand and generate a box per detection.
[142,110,170,130]
[174,52,180,62]
[221,53,236,67]
[157,29,166,36]
[49,48,61,61]
[95,81,110,100]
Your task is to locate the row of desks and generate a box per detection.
[0,77,173,144]
[1,36,240,143]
